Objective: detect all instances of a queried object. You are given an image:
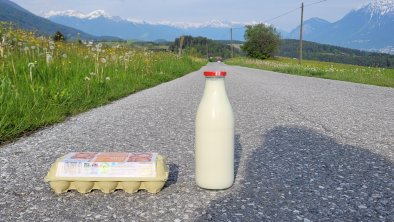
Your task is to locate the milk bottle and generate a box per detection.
[195,71,234,189]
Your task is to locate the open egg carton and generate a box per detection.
[44,152,169,194]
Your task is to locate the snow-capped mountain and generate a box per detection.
[44,10,251,41]
[0,0,118,40]
[366,0,394,15]
[44,10,249,29]
[44,9,112,20]
[286,0,394,53]
[42,0,394,53]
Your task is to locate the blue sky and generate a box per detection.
[11,0,371,31]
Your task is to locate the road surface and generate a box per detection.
[1,63,393,221]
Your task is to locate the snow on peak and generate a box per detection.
[85,10,110,19]
[127,19,251,29]
[203,20,232,28]
[365,0,394,15]
[43,9,262,29]
[43,10,112,19]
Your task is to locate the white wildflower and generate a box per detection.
[62,54,67,58]
[84,76,91,81]
[28,62,36,82]
[105,77,110,81]
[46,53,53,64]
[101,58,107,64]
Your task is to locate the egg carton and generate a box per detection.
[44,152,169,194]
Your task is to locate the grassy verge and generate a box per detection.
[226,57,394,88]
[0,25,206,143]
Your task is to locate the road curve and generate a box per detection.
[1,63,393,221]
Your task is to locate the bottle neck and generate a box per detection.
[204,77,226,95]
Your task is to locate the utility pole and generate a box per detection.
[299,2,304,65]
[206,40,209,60]
[178,36,185,57]
[230,28,234,58]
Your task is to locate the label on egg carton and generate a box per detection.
[55,152,157,178]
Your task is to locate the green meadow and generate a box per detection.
[0,25,206,143]
[226,57,394,88]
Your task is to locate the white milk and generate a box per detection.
[195,72,234,189]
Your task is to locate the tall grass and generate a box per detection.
[226,57,394,88]
[0,24,206,143]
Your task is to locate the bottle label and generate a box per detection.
[55,152,157,178]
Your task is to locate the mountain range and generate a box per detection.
[1,0,393,54]
[43,0,394,53]
[286,0,394,53]
[0,0,119,40]
[44,10,247,42]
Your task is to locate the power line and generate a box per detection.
[305,0,328,7]
[264,7,301,23]
[264,0,329,23]
[229,0,329,42]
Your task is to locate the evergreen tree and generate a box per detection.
[53,31,65,42]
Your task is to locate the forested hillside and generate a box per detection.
[279,39,394,68]
[169,36,241,59]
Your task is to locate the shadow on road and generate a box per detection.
[234,134,242,179]
[163,163,179,189]
[197,127,394,221]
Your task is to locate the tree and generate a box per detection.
[242,23,280,59]
[53,31,65,42]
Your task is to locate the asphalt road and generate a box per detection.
[1,63,393,221]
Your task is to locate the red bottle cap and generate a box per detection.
[204,71,227,77]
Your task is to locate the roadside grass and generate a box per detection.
[226,57,394,88]
[0,25,206,143]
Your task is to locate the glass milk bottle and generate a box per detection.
[195,71,234,189]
